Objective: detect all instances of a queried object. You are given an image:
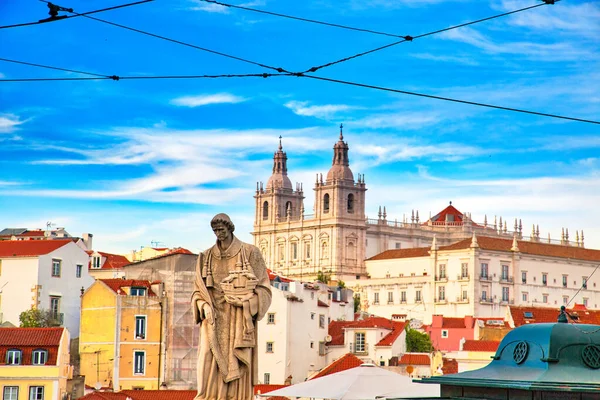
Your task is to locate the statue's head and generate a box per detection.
[211,213,235,242]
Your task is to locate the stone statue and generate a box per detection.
[192,213,272,400]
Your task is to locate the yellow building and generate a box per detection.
[79,279,163,391]
[125,247,170,262]
[0,327,72,400]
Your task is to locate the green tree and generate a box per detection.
[316,270,331,284]
[337,280,346,288]
[353,294,361,313]
[405,326,433,352]
[19,307,60,328]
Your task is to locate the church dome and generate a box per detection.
[266,174,293,190]
[326,124,354,183]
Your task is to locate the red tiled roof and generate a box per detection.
[98,252,130,269]
[81,391,196,400]
[370,235,600,263]
[254,384,289,394]
[398,353,430,366]
[328,320,354,345]
[462,340,500,352]
[509,305,600,327]
[317,300,329,308]
[267,269,294,283]
[376,321,406,346]
[441,317,468,329]
[100,279,158,297]
[367,247,430,261]
[311,353,363,379]
[442,358,459,375]
[20,230,46,237]
[79,393,129,400]
[152,247,169,251]
[346,316,395,330]
[430,204,464,224]
[0,327,64,366]
[0,239,72,257]
[0,327,64,346]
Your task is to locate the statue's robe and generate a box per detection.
[192,236,272,400]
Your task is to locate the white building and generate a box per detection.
[258,274,354,385]
[251,127,572,282]
[348,234,600,324]
[0,239,94,337]
[326,315,407,367]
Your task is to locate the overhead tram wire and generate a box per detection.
[199,0,406,39]
[298,74,600,125]
[0,57,119,80]
[0,0,154,30]
[300,0,560,74]
[53,3,288,74]
[562,264,600,334]
[567,264,600,308]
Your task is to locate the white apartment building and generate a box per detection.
[257,277,354,385]
[0,239,94,337]
[348,234,600,324]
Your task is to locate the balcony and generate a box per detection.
[479,297,493,304]
[458,274,470,281]
[500,276,514,284]
[400,300,407,304]
[456,296,469,303]
[435,275,448,282]
[50,312,64,326]
[434,297,447,304]
[479,274,491,282]
[414,298,422,303]
[500,298,515,305]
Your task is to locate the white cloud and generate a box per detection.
[284,101,355,119]
[189,1,230,13]
[170,93,247,107]
[0,114,25,133]
[439,27,596,61]
[411,53,479,66]
[353,112,441,130]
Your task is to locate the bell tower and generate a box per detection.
[254,137,304,227]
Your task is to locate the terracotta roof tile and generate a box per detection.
[367,247,430,261]
[509,305,600,327]
[328,320,354,345]
[346,317,395,330]
[0,327,64,346]
[371,235,600,263]
[254,384,289,394]
[268,269,294,283]
[100,279,158,297]
[311,353,363,379]
[429,204,464,224]
[398,353,430,365]
[462,340,501,352]
[119,390,195,400]
[0,239,72,257]
[97,252,130,270]
[376,321,406,346]
[0,327,64,366]
[441,317,467,329]
[317,300,329,308]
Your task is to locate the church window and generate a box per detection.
[278,243,285,262]
[291,242,298,260]
[305,242,311,259]
[347,194,354,213]
[323,194,330,213]
[285,201,292,217]
[347,241,356,261]
[262,201,269,220]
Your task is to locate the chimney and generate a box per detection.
[464,315,474,329]
[432,314,443,328]
[82,233,93,251]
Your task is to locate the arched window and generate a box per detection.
[286,201,292,216]
[323,193,330,213]
[347,193,354,213]
[262,201,269,220]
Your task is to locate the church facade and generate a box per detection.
[252,126,584,282]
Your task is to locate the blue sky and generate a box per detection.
[1,0,599,254]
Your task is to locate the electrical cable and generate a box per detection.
[0,73,292,82]
[566,264,599,308]
[57,4,289,74]
[299,74,600,125]
[301,1,560,74]
[0,57,116,79]
[0,0,154,30]
[199,0,406,39]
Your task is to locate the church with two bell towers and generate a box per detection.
[252,125,367,281]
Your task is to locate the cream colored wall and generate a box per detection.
[0,257,39,326]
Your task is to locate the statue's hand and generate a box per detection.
[201,303,214,324]
[224,295,243,307]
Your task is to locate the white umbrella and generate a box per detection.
[259,363,440,400]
